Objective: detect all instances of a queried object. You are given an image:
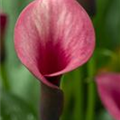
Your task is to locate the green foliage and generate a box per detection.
[0,90,37,120]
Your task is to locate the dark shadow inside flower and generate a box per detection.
[35,39,70,86]
[45,76,62,87]
[36,39,70,78]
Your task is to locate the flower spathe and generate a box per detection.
[14,0,95,88]
[96,73,120,120]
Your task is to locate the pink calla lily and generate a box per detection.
[96,73,120,120]
[14,0,95,88]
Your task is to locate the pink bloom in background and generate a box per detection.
[0,11,7,41]
[0,11,7,62]
[96,73,120,120]
[0,12,7,34]
[14,0,95,88]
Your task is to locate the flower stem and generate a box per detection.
[86,57,96,120]
[0,63,10,90]
[73,68,84,120]
[40,82,64,120]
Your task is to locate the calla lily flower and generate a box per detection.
[14,0,95,88]
[96,73,120,120]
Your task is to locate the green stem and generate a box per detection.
[0,63,10,90]
[73,68,84,120]
[85,57,96,120]
[61,74,74,120]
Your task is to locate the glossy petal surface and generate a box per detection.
[96,73,120,120]
[14,0,95,88]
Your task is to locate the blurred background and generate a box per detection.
[0,0,120,120]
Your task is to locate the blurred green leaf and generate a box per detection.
[97,110,113,120]
[93,0,120,49]
[2,0,41,105]
[0,90,38,120]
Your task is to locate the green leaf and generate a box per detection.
[0,90,38,120]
